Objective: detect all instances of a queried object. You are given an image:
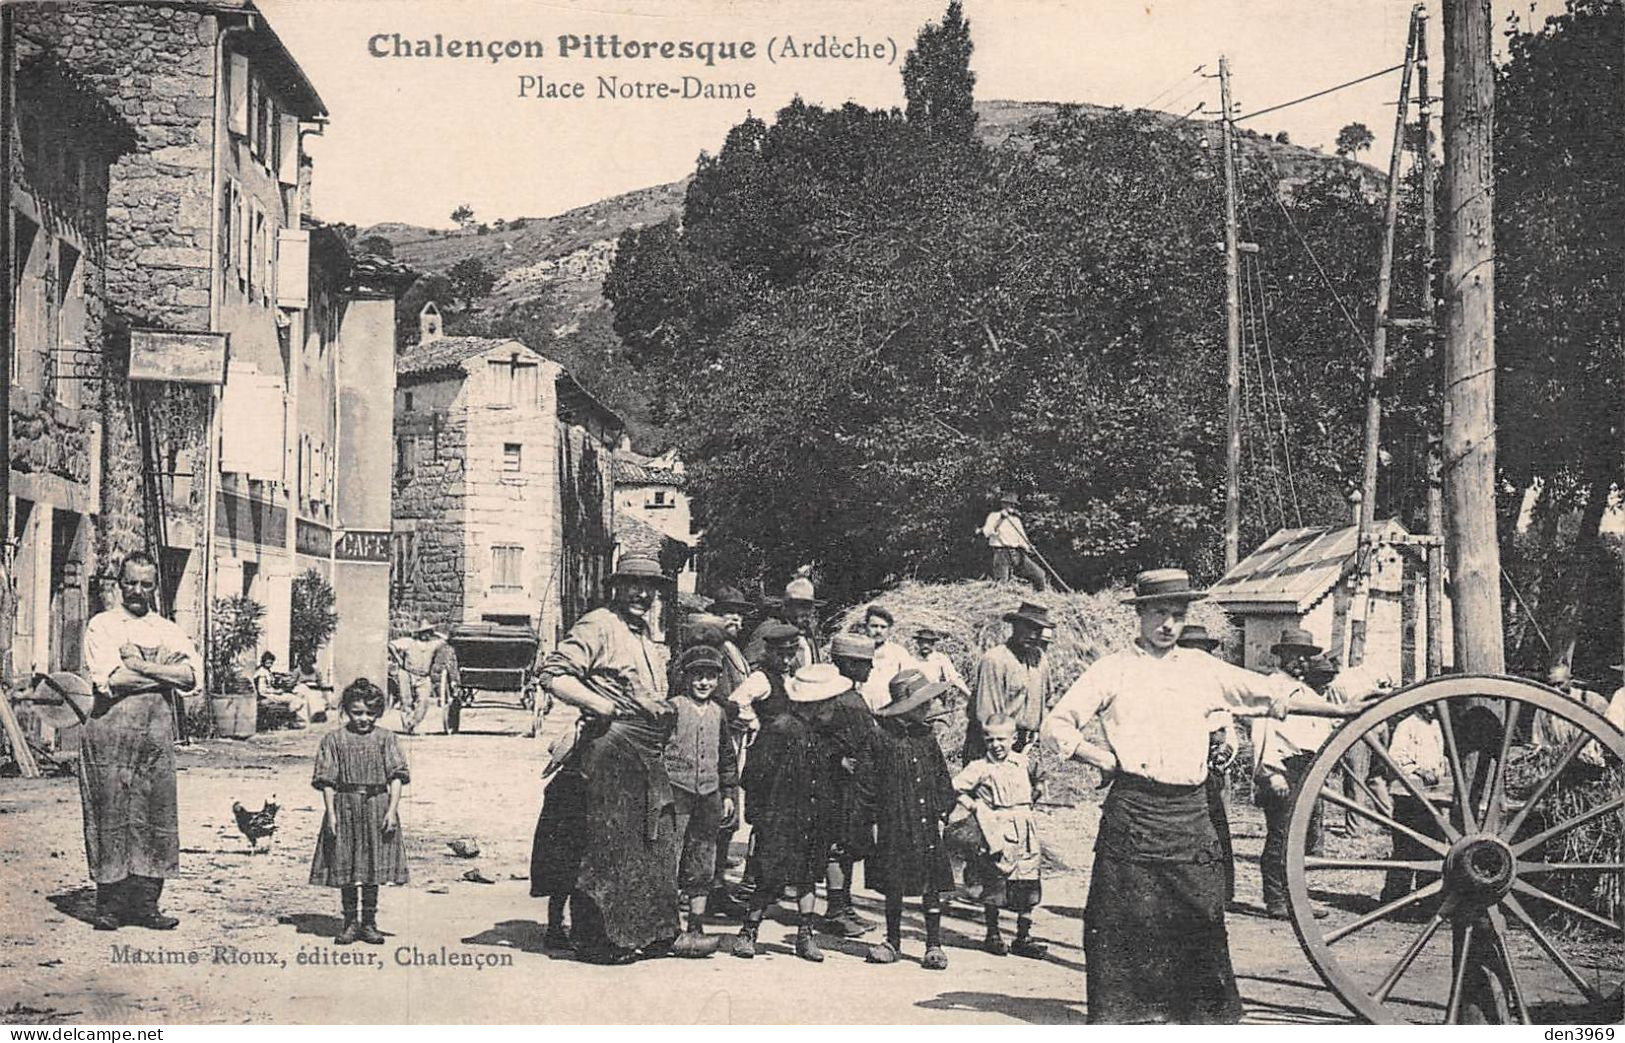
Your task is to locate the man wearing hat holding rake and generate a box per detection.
[1043,569,1372,1023]
[981,493,1049,591]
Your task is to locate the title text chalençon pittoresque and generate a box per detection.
[367,33,757,65]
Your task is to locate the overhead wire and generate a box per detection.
[1240,248,1287,529]
[1138,64,1207,111]
[1233,63,1406,123]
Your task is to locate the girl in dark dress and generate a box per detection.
[734,663,846,962]
[866,670,958,970]
[309,680,409,945]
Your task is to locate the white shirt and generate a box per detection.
[1387,714,1449,795]
[1251,669,1335,777]
[1043,642,1302,786]
[981,510,1031,550]
[862,641,919,712]
[82,606,202,693]
[730,670,776,730]
[917,650,969,694]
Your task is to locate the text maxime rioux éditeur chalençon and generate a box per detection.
[365,32,898,100]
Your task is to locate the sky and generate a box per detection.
[256,0,1566,230]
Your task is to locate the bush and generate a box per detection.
[209,596,265,693]
[290,568,339,667]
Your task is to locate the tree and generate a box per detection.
[903,1,977,141]
[353,235,395,258]
[447,258,496,309]
[1494,0,1624,672]
[290,569,339,668]
[1335,121,1374,159]
[450,203,476,229]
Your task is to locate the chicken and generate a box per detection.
[232,797,280,853]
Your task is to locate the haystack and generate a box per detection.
[838,579,1239,802]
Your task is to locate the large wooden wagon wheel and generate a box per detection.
[1284,674,1624,1025]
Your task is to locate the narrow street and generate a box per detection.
[0,704,1606,1024]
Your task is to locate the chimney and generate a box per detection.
[419,301,443,343]
[617,433,632,454]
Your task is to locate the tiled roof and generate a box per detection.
[1206,519,1409,613]
[613,456,685,488]
[396,336,531,377]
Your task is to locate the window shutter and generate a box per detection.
[228,54,249,137]
[276,229,309,309]
[278,114,300,185]
[234,188,247,282]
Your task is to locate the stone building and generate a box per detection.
[9,2,407,690]
[392,305,619,645]
[612,439,700,595]
[5,39,137,678]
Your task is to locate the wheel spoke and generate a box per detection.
[1372,912,1446,1003]
[1502,894,1607,1004]
[1511,793,1625,857]
[1482,699,1523,833]
[1325,880,1444,944]
[1304,856,1441,873]
[1486,908,1533,1025]
[1363,731,1461,841]
[1501,729,1592,842]
[1511,878,1625,935]
[1433,699,1476,833]
[1338,753,1394,822]
[1320,787,1451,856]
[1444,921,1474,1024]
[1517,861,1625,875]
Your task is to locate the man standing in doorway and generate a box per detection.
[78,551,203,932]
[980,494,1048,591]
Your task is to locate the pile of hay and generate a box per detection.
[837,580,1238,802]
[837,578,1238,689]
[1507,748,1623,930]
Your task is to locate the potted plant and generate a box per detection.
[208,595,264,738]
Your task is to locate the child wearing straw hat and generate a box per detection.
[866,669,959,970]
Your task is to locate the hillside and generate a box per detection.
[363,99,1379,449]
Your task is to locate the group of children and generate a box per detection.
[299,615,1047,964]
[666,620,1050,967]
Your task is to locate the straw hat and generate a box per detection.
[1002,602,1054,629]
[829,632,876,661]
[874,669,954,718]
[611,554,672,583]
[1122,568,1207,605]
[788,663,848,703]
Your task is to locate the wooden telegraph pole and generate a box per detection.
[1417,9,1446,678]
[1442,0,1504,675]
[1220,56,1242,572]
[1348,9,1420,666]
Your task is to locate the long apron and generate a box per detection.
[530,716,679,951]
[78,692,179,883]
[1083,774,1242,1024]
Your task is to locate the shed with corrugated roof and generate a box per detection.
[1205,519,1452,682]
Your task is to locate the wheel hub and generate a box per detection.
[1443,834,1516,905]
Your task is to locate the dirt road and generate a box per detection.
[0,703,1608,1024]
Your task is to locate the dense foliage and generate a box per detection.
[602,5,1413,606]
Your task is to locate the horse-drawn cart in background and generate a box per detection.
[444,622,549,735]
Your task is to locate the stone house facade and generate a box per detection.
[392,305,618,645]
[5,39,136,678]
[8,2,407,690]
[611,439,700,595]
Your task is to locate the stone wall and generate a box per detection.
[15,3,219,331]
[391,375,469,630]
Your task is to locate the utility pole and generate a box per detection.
[1417,9,1445,678]
[1348,8,1420,667]
[1444,0,1508,1021]
[1443,0,1504,676]
[1220,55,1242,572]
[0,4,14,684]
